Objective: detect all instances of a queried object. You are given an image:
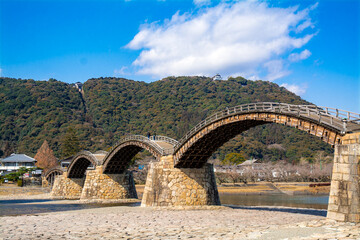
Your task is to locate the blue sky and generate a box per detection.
[0,0,359,112]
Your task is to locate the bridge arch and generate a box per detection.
[102,135,178,174]
[67,151,101,178]
[174,102,360,168]
[43,167,64,187]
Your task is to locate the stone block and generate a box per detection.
[339,155,349,164]
[328,196,338,205]
[339,205,350,214]
[330,181,340,192]
[327,204,339,212]
[349,214,360,223]
[332,172,343,181]
[336,163,351,174]
[327,211,346,222]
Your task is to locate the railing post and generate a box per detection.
[343,120,347,133]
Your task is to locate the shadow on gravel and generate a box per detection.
[0,199,55,204]
[226,205,327,217]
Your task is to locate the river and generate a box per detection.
[0,193,329,216]
[220,193,329,210]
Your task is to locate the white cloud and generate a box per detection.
[288,49,312,62]
[127,0,317,80]
[264,60,291,81]
[281,83,307,96]
[114,66,129,76]
[193,0,211,7]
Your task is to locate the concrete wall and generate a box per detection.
[51,173,85,199]
[327,132,360,223]
[141,156,220,207]
[80,166,137,200]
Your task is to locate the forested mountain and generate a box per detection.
[0,78,103,157]
[0,76,333,162]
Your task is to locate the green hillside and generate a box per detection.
[0,76,333,162]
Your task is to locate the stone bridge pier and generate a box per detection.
[51,167,137,200]
[80,166,137,200]
[141,156,220,207]
[51,172,85,199]
[328,133,360,222]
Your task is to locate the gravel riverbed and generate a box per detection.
[0,189,358,239]
[1,199,359,239]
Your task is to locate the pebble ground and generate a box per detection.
[1,203,359,240]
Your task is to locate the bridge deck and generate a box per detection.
[92,153,107,162]
[154,141,174,151]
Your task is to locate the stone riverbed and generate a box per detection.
[1,198,359,239]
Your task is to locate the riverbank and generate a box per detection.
[217,182,330,195]
[0,184,50,200]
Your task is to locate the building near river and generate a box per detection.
[0,153,37,175]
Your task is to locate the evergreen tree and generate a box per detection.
[61,127,81,158]
[3,142,15,157]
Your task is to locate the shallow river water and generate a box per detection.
[220,193,329,210]
[0,193,329,216]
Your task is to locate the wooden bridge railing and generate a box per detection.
[110,135,177,156]
[175,102,360,150]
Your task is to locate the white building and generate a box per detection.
[0,154,37,175]
[212,74,222,81]
[74,82,83,90]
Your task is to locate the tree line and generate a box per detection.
[0,76,333,164]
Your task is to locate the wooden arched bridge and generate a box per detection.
[42,166,64,188]
[49,102,360,222]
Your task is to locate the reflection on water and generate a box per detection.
[220,193,329,209]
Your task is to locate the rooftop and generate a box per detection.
[1,154,36,163]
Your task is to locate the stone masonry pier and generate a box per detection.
[51,172,85,199]
[80,166,137,200]
[327,132,360,222]
[141,156,220,207]
[51,167,137,201]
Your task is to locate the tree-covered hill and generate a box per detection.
[0,77,103,157]
[0,76,333,162]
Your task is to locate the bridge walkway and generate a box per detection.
[154,141,174,151]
